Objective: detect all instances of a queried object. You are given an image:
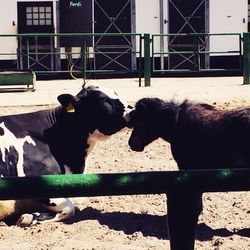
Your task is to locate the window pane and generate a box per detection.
[45,7,51,12]
[26,13,32,19]
[39,7,45,12]
[27,20,32,26]
[39,13,45,19]
[46,13,51,19]
[25,4,52,26]
[26,7,32,13]
[40,19,45,25]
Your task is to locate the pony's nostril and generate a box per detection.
[128,136,144,152]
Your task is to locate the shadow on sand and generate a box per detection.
[65,207,250,241]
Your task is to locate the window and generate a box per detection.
[26,5,52,26]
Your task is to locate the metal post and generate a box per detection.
[26,40,30,70]
[167,191,202,250]
[243,32,250,84]
[159,0,165,72]
[19,36,24,70]
[55,1,61,71]
[204,0,210,69]
[144,33,151,87]
[194,35,200,71]
[138,34,143,87]
[131,0,137,71]
[83,42,87,86]
[50,36,54,70]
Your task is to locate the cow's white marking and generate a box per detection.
[41,198,75,222]
[84,129,110,172]
[95,86,119,100]
[124,107,135,122]
[86,129,110,156]
[71,129,109,205]
[93,85,131,116]
[0,122,36,177]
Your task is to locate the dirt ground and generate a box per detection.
[0,82,250,249]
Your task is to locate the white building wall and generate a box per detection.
[0,0,58,60]
[135,0,159,55]
[135,0,160,35]
[0,0,248,62]
[135,0,168,55]
[0,1,18,60]
[210,0,248,54]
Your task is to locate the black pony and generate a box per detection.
[125,97,250,249]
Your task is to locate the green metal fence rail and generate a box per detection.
[1,169,250,250]
[143,33,151,87]
[1,32,250,86]
[151,33,242,73]
[243,32,250,84]
[0,33,143,85]
[2,169,250,200]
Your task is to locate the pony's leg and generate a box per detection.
[167,191,203,250]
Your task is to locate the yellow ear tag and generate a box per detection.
[67,102,75,113]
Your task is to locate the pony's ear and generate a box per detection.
[136,101,148,114]
[57,94,79,112]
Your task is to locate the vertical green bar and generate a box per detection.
[144,33,151,87]
[243,33,250,84]
[26,40,30,69]
[138,34,142,87]
[83,42,87,86]
[194,35,200,71]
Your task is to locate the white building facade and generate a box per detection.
[0,0,248,75]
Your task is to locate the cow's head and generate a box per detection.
[125,97,175,152]
[57,85,132,137]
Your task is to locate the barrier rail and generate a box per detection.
[0,33,143,85]
[1,32,250,87]
[243,32,250,84]
[151,33,243,74]
[1,169,250,250]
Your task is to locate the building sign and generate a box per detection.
[69,1,82,8]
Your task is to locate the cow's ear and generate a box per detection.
[57,94,79,112]
[102,101,113,116]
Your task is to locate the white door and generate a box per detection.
[210,0,247,54]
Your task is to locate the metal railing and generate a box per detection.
[1,168,250,250]
[0,32,249,87]
[151,33,243,73]
[0,33,143,84]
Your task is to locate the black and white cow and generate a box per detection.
[0,85,131,226]
[125,97,250,249]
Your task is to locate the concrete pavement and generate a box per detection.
[0,76,249,106]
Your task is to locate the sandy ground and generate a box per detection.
[0,77,250,249]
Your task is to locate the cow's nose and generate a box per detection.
[124,108,134,124]
[124,104,134,114]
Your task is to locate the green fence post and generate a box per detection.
[83,42,87,87]
[144,33,151,87]
[243,32,250,84]
[194,35,200,71]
